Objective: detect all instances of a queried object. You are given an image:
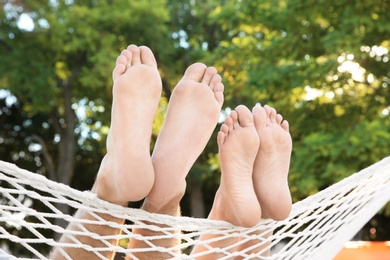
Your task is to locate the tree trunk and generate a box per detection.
[190,181,205,218]
[51,74,77,238]
[54,126,75,231]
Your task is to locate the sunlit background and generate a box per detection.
[1,0,389,258]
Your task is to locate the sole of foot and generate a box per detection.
[143,63,224,213]
[212,105,261,227]
[252,104,292,220]
[96,45,162,205]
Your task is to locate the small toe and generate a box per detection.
[225,116,234,134]
[201,66,218,85]
[276,114,283,125]
[127,45,141,65]
[263,105,272,116]
[230,110,239,129]
[209,72,222,89]
[112,52,129,80]
[269,108,277,123]
[281,120,290,132]
[217,130,227,147]
[214,82,224,107]
[112,65,125,81]
[214,82,224,93]
[220,123,229,135]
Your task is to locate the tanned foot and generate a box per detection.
[96,45,162,205]
[211,105,261,227]
[143,63,224,213]
[252,105,292,220]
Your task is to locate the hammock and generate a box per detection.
[1,156,390,259]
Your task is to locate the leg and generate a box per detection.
[128,63,224,258]
[191,105,261,259]
[49,45,162,259]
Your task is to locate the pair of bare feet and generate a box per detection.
[211,104,292,229]
[96,43,292,229]
[96,44,224,215]
[48,44,293,260]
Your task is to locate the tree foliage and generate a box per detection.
[189,0,390,200]
[0,0,170,209]
[0,0,389,255]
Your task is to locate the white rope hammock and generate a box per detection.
[1,156,390,259]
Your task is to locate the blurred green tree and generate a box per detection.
[0,0,389,256]
[184,0,390,238]
[167,0,389,218]
[0,0,170,231]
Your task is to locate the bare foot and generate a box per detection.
[211,105,261,227]
[143,63,224,212]
[252,104,292,220]
[191,106,260,260]
[96,45,162,205]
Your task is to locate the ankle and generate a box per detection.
[143,184,186,215]
[142,198,181,216]
[95,174,128,206]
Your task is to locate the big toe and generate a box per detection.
[253,105,267,131]
[139,46,158,67]
[235,105,254,127]
[183,62,207,82]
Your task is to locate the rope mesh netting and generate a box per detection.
[1,156,390,259]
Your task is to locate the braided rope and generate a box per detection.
[1,156,390,259]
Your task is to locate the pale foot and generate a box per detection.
[143,63,224,212]
[96,45,162,205]
[252,105,292,220]
[211,105,261,227]
[191,106,261,260]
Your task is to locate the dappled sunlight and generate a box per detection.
[304,85,334,101]
[1,0,389,257]
[17,13,34,31]
[152,97,168,137]
[382,106,390,116]
[337,55,365,82]
[0,89,17,107]
[218,107,232,124]
[72,98,107,146]
[303,44,388,104]
[361,45,389,61]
